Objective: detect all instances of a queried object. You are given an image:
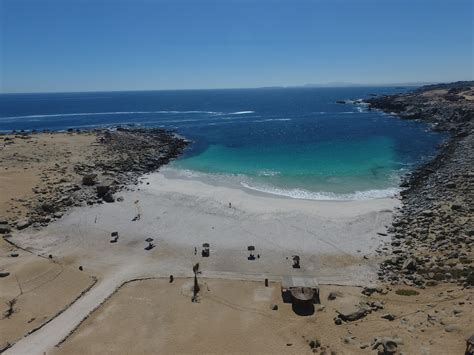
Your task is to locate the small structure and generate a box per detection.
[292,255,300,268]
[281,276,320,304]
[110,231,119,243]
[144,242,155,251]
[202,243,210,257]
[466,334,474,355]
[281,276,320,316]
[291,287,315,304]
[248,245,256,260]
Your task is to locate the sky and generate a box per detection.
[0,0,472,93]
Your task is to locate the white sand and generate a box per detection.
[7,172,398,354]
[13,172,397,284]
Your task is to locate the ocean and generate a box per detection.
[0,87,445,200]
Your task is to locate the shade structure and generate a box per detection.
[290,287,315,301]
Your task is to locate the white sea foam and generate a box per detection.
[0,110,224,121]
[163,167,400,201]
[229,111,255,115]
[0,110,259,122]
[240,182,400,201]
[252,118,291,122]
[257,170,281,177]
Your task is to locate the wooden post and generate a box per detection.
[192,263,200,302]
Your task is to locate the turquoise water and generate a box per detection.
[0,87,445,199]
[175,136,398,196]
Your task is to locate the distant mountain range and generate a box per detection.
[299,82,438,88]
[256,82,439,90]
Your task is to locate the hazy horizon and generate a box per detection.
[1,0,472,93]
[0,81,446,95]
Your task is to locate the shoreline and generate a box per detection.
[161,166,402,202]
[365,81,474,286]
[150,169,398,214]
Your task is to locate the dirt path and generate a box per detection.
[4,262,372,355]
[4,272,129,355]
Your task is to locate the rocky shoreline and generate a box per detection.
[0,128,188,233]
[365,81,474,287]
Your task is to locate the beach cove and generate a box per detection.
[1,83,473,354]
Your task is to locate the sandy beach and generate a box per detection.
[9,171,397,285]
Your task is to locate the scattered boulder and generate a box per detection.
[402,258,417,271]
[444,324,460,333]
[328,291,340,300]
[367,301,384,311]
[0,223,11,234]
[381,313,396,321]
[422,210,434,217]
[445,181,456,188]
[308,339,321,350]
[371,337,402,354]
[16,219,31,230]
[337,305,370,322]
[96,184,111,198]
[102,192,115,203]
[82,174,97,186]
[270,304,278,311]
[41,202,56,213]
[362,286,382,296]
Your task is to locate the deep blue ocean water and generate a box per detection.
[0,88,445,200]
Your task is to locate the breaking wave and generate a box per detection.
[252,118,291,122]
[0,110,257,121]
[162,167,400,201]
[240,182,400,201]
[229,111,255,115]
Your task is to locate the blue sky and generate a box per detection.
[1,0,472,93]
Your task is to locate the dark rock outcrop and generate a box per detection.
[365,82,474,287]
[16,128,188,228]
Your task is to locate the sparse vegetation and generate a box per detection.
[395,289,419,296]
[3,298,17,319]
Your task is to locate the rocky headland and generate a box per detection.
[0,128,188,233]
[366,81,474,287]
